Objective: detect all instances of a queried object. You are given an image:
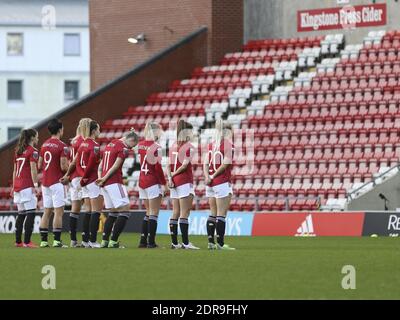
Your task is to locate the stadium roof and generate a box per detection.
[0,0,88,27]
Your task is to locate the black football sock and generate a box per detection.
[111,213,129,242]
[82,212,91,242]
[23,210,36,244]
[206,216,216,244]
[40,227,49,242]
[148,215,158,245]
[69,212,79,241]
[89,212,100,242]
[15,212,26,244]
[179,218,189,245]
[216,216,226,246]
[139,215,149,245]
[169,218,178,245]
[102,212,118,241]
[53,228,62,242]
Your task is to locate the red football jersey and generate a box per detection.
[208,139,234,187]
[13,145,39,192]
[101,139,129,186]
[138,140,166,189]
[76,138,101,185]
[169,141,194,187]
[69,135,84,180]
[40,138,69,187]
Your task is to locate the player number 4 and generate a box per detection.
[141,154,149,175]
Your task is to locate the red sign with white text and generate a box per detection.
[297,3,386,32]
[252,212,365,236]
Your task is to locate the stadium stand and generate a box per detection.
[1,30,400,212]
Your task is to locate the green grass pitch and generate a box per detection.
[0,234,399,300]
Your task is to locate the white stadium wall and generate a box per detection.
[244,0,399,44]
[0,26,90,143]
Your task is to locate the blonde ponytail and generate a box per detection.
[144,121,161,141]
[76,118,91,138]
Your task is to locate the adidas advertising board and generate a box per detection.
[252,212,364,236]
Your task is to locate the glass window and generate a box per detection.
[7,33,23,56]
[64,81,79,101]
[8,127,22,140]
[64,33,80,56]
[7,80,23,101]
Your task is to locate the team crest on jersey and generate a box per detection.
[94,146,100,154]
[123,148,129,156]
[63,146,70,156]
[32,151,39,160]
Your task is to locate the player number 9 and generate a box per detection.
[44,151,52,171]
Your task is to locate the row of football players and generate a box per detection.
[12,117,235,250]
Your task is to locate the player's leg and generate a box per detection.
[105,184,130,248]
[69,201,81,246]
[69,178,82,247]
[23,209,36,247]
[215,192,234,250]
[206,195,218,249]
[109,206,130,248]
[84,182,103,248]
[81,196,91,247]
[13,192,24,246]
[52,184,67,247]
[179,194,198,249]
[100,186,116,247]
[147,186,162,248]
[16,188,38,247]
[39,207,52,247]
[169,198,180,248]
[15,208,26,247]
[53,206,67,247]
[138,186,149,247]
[88,194,103,247]
[101,211,118,247]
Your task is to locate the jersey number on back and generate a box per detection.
[15,158,26,177]
[141,154,149,175]
[43,151,52,171]
[208,150,223,173]
[80,152,86,169]
[103,151,111,172]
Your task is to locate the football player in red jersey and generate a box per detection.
[96,129,139,248]
[68,118,92,247]
[137,122,166,248]
[167,120,199,250]
[11,129,39,248]
[61,120,103,248]
[203,119,235,250]
[38,119,69,248]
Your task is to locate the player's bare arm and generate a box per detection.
[203,153,211,185]
[97,159,103,180]
[60,156,69,173]
[96,157,123,186]
[60,154,77,184]
[171,159,189,178]
[10,163,16,197]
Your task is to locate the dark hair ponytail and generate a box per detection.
[177,119,193,143]
[89,120,99,136]
[15,129,37,155]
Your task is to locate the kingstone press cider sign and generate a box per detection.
[297,3,386,32]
